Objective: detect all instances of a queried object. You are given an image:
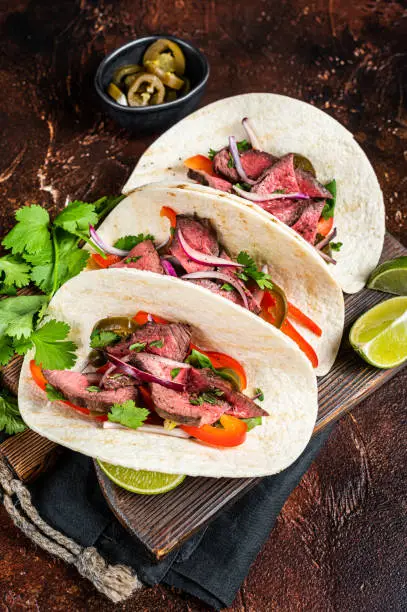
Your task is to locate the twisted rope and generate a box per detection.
[0,457,142,603]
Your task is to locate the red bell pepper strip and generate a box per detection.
[189,343,247,390]
[160,206,177,232]
[281,319,319,368]
[181,414,247,447]
[91,253,122,268]
[132,311,169,325]
[30,360,47,390]
[261,290,287,328]
[287,302,322,337]
[317,215,334,238]
[184,154,215,176]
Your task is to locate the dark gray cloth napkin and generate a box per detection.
[1,425,332,609]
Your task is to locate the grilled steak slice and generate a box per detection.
[252,153,299,196]
[213,148,276,182]
[150,384,227,426]
[291,200,325,245]
[189,278,242,306]
[169,216,219,273]
[294,169,332,199]
[256,199,305,226]
[110,240,163,274]
[102,372,136,390]
[188,368,267,419]
[187,168,232,193]
[107,322,192,362]
[218,270,262,314]
[129,352,190,385]
[43,370,137,413]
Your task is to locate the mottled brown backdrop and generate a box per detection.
[0,1,406,610]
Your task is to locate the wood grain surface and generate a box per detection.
[0,1,406,610]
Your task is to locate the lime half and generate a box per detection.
[97,460,186,495]
[350,296,407,368]
[367,256,407,295]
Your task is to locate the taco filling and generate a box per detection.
[33,315,267,448]
[183,118,341,264]
[89,209,322,368]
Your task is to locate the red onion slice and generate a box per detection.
[89,225,129,256]
[228,136,256,185]
[99,363,116,388]
[103,421,190,438]
[177,229,244,268]
[242,117,260,150]
[232,185,310,202]
[317,250,337,265]
[161,258,178,277]
[316,227,337,250]
[182,271,249,309]
[107,353,186,391]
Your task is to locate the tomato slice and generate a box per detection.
[317,215,334,238]
[29,360,47,391]
[287,302,322,337]
[132,311,169,325]
[181,414,247,447]
[91,253,122,268]
[189,343,247,390]
[184,154,215,176]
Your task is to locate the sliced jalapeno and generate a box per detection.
[127,73,165,106]
[143,39,185,75]
[144,60,184,90]
[112,64,142,87]
[293,154,316,177]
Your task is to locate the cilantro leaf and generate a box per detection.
[129,341,147,352]
[208,148,217,161]
[0,295,47,338]
[0,390,26,435]
[171,367,181,379]
[0,336,14,366]
[185,349,213,369]
[54,200,98,234]
[221,283,234,292]
[86,386,101,393]
[13,336,34,356]
[45,383,66,401]
[242,416,262,431]
[93,195,126,222]
[236,251,274,290]
[234,182,251,192]
[108,400,149,429]
[189,389,224,406]
[114,233,155,251]
[254,387,264,401]
[321,179,337,220]
[30,320,77,370]
[227,152,235,168]
[0,255,31,289]
[90,330,120,349]
[2,205,51,255]
[330,241,343,252]
[123,256,141,264]
[149,339,164,348]
[237,139,251,152]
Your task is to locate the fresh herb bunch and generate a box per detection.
[0,387,26,434]
[0,195,124,368]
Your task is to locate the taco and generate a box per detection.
[86,182,344,375]
[123,93,385,294]
[18,269,318,478]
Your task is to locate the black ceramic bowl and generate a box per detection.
[94,35,209,133]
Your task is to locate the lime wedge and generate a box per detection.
[107,82,128,106]
[349,296,407,368]
[97,460,185,494]
[367,256,407,295]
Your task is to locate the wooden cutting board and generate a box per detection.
[1,233,406,560]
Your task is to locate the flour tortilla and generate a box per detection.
[19,269,318,478]
[92,182,344,375]
[123,93,385,294]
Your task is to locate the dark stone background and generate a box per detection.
[0,1,406,610]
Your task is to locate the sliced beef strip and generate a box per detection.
[129,352,190,385]
[188,368,267,419]
[256,198,305,226]
[251,153,299,196]
[107,322,192,362]
[110,240,163,274]
[291,200,325,245]
[294,169,332,199]
[169,215,220,273]
[213,148,276,182]
[214,251,262,314]
[102,372,136,390]
[150,384,227,426]
[43,370,137,413]
[187,168,232,193]
[189,278,242,307]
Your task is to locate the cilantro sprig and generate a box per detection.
[0,389,26,435]
[114,233,155,251]
[0,195,124,369]
[108,400,149,429]
[236,252,274,290]
[321,179,336,220]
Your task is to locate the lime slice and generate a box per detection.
[107,82,128,106]
[97,460,186,494]
[349,296,407,368]
[367,256,407,295]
